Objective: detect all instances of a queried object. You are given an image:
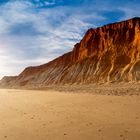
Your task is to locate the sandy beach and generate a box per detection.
[0,89,140,140]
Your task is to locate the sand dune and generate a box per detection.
[0,89,140,140]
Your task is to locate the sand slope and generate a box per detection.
[0,89,140,140]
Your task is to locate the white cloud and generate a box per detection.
[119,6,140,20]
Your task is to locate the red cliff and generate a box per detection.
[1,17,140,87]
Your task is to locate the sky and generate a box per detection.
[0,0,140,79]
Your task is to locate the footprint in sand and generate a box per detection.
[64,133,67,136]
[89,122,93,125]
[42,123,46,127]
[124,130,128,133]
[120,134,126,140]
[136,117,139,119]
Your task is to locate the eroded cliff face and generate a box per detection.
[1,17,140,87]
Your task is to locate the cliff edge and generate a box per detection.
[1,17,140,87]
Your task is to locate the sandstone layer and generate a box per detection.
[1,17,140,87]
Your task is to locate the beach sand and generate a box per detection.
[0,88,140,140]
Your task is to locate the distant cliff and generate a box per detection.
[1,17,140,87]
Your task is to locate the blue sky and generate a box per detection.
[0,0,140,78]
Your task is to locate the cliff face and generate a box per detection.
[1,17,140,87]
